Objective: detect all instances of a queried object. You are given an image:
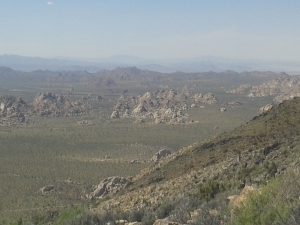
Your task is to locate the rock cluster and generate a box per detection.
[89,176,132,199]
[40,185,55,195]
[111,89,217,124]
[229,76,300,103]
[32,92,88,117]
[0,95,28,126]
[0,92,96,126]
[259,104,273,114]
[151,148,172,163]
[228,84,252,95]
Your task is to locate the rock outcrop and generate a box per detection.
[0,95,28,126]
[40,185,55,194]
[89,176,132,199]
[32,92,88,117]
[151,148,172,163]
[259,104,273,114]
[229,76,300,103]
[111,88,217,124]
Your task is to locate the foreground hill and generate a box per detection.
[89,98,300,224]
[6,98,300,225]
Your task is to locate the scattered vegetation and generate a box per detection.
[231,171,300,225]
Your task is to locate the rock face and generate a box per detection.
[229,76,300,103]
[151,148,172,163]
[32,92,87,117]
[89,176,132,199]
[259,104,273,114]
[111,88,218,124]
[0,95,28,126]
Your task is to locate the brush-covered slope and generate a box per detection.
[96,98,300,212]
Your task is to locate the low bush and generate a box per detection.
[231,171,300,225]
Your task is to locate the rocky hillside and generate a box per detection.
[94,97,300,220]
[229,75,300,103]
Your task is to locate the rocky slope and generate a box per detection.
[95,98,300,215]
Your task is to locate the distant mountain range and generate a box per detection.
[1,54,300,73]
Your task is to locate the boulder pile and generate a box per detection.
[0,95,28,126]
[89,176,132,199]
[259,104,273,114]
[151,148,172,163]
[228,76,300,103]
[32,92,88,117]
[111,88,217,124]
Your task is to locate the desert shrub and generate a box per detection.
[237,167,253,182]
[197,180,226,202]
[155,202,175,219]
[263,161,277,177]
[141,213,155,225]
[70,213,103,225]
[169,205,190,224]
[191,208,223,225]
[231,171,300,225]
[127,209,145,222]
[54,207,85,225]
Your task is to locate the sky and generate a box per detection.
[1,0,300,61]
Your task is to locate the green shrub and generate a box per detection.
[155,202,175,219]
[231,173,300,225]
[263,161,277,177]
[127,209,145,222]
[54,207,84,225]
[197,180,225,202]
[141,213,155,225]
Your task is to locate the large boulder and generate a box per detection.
[89,176,131,199]
[40,185,55,194]
[111,110,120,119]
[151,148,172,163]
[259,104,273,114]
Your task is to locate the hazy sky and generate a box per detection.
[1,0,300,61]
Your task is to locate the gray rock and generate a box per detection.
[40,185,55,194]
[151,148,172,163]
[89,176,131,199]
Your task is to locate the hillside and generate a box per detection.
[2,96,299,225]
[92,98,300,221]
